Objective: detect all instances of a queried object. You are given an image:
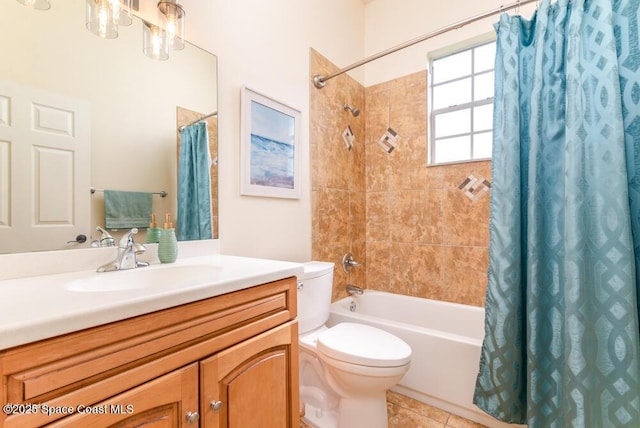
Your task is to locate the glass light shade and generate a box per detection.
[110,0,132,26]
[16,0,51,10]
[157,0,185,50]
[142,21,169,61]
[86,0,118,39]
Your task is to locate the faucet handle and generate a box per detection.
[119,227,139,248]
[95,226,115,247]
[97,227,149,272]
[342,252,361,273]
[124,228,147,254]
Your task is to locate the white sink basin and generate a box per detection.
[65,265,222,292]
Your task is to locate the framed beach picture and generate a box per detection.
[240,86,301,199]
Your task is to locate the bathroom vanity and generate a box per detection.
[0,253,303,427]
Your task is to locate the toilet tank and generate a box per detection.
[297,261,334,334]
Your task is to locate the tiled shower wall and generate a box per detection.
[310,49,366,301]
[310,49,491,307]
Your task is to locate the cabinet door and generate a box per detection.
[201,321,299,428]
[46,364,199,428]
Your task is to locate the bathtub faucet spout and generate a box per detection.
[346,284,363,296]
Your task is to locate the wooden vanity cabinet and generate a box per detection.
[201,322,298,427]
[0,277,300,428]
[47,363,200,428]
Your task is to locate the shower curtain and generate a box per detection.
[474,0,640,426]
[178,121,213,241]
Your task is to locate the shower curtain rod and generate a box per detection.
[313,0,538,89]
[179,111,218,131]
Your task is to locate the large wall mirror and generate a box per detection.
[0,0,218,254]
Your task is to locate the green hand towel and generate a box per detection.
[104,190,152,229]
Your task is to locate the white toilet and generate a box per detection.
[298,261,411,428]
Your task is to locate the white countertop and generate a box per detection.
[0,254,303,350]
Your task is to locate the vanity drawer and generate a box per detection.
[0,276,296,425]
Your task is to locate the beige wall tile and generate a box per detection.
[389,71,428,140]
[366,191,390,242]
[390,242,444,299]
[442,161,491,247]
[311,49,366,301]
[312,49,491,307]
[443,246,489,306]
[366,139,393,192]
[390,189,444,245]
[366,90,391,145]
[390,135,430,191]
[365,240,391,290]
[443,194,490,247]
[316,188,350,247]
[348,191,366,248]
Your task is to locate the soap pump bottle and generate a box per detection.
[146,213,161,244]
[158,213,178,263]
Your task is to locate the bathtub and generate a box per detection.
[328,290,518,428]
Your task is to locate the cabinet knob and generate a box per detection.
[186,411,200,423]
[210,400,224,412]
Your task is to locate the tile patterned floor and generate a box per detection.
[300,391,487,428]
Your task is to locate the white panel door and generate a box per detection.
[0,79,90,253]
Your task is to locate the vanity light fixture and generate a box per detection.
[157,0,185,50]
[85,0,132,39]
[142,21,169,61]
[16,0,51,11]
[111,0,132,26]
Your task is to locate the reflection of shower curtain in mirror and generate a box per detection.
[178,122,213,241]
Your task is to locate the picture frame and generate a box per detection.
[240,85,301,199]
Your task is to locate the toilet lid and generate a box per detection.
[317,323,411,367]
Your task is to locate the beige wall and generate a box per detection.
[209,0,366,262]
[311,50,490,307]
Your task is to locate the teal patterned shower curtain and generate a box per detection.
[474,0,640,426]
[178,122,213,241]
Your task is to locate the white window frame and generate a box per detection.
[428,39,496,165]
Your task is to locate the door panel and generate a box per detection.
[200,322,299,428]
[0,79,90,253]
[45,364,199,428]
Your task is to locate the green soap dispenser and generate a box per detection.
[158,213,178,263]
[146,213,161,244]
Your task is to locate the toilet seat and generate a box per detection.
[299,325,328,351]
[317,322,411,367]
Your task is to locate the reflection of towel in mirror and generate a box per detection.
[104,190,152,229]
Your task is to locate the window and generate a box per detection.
[429,41,496,165]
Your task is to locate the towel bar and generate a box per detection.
[90,188,168,198]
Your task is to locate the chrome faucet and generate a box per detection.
[97,228,149,272]
[346,284,364,296]
[93,226,115,247]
